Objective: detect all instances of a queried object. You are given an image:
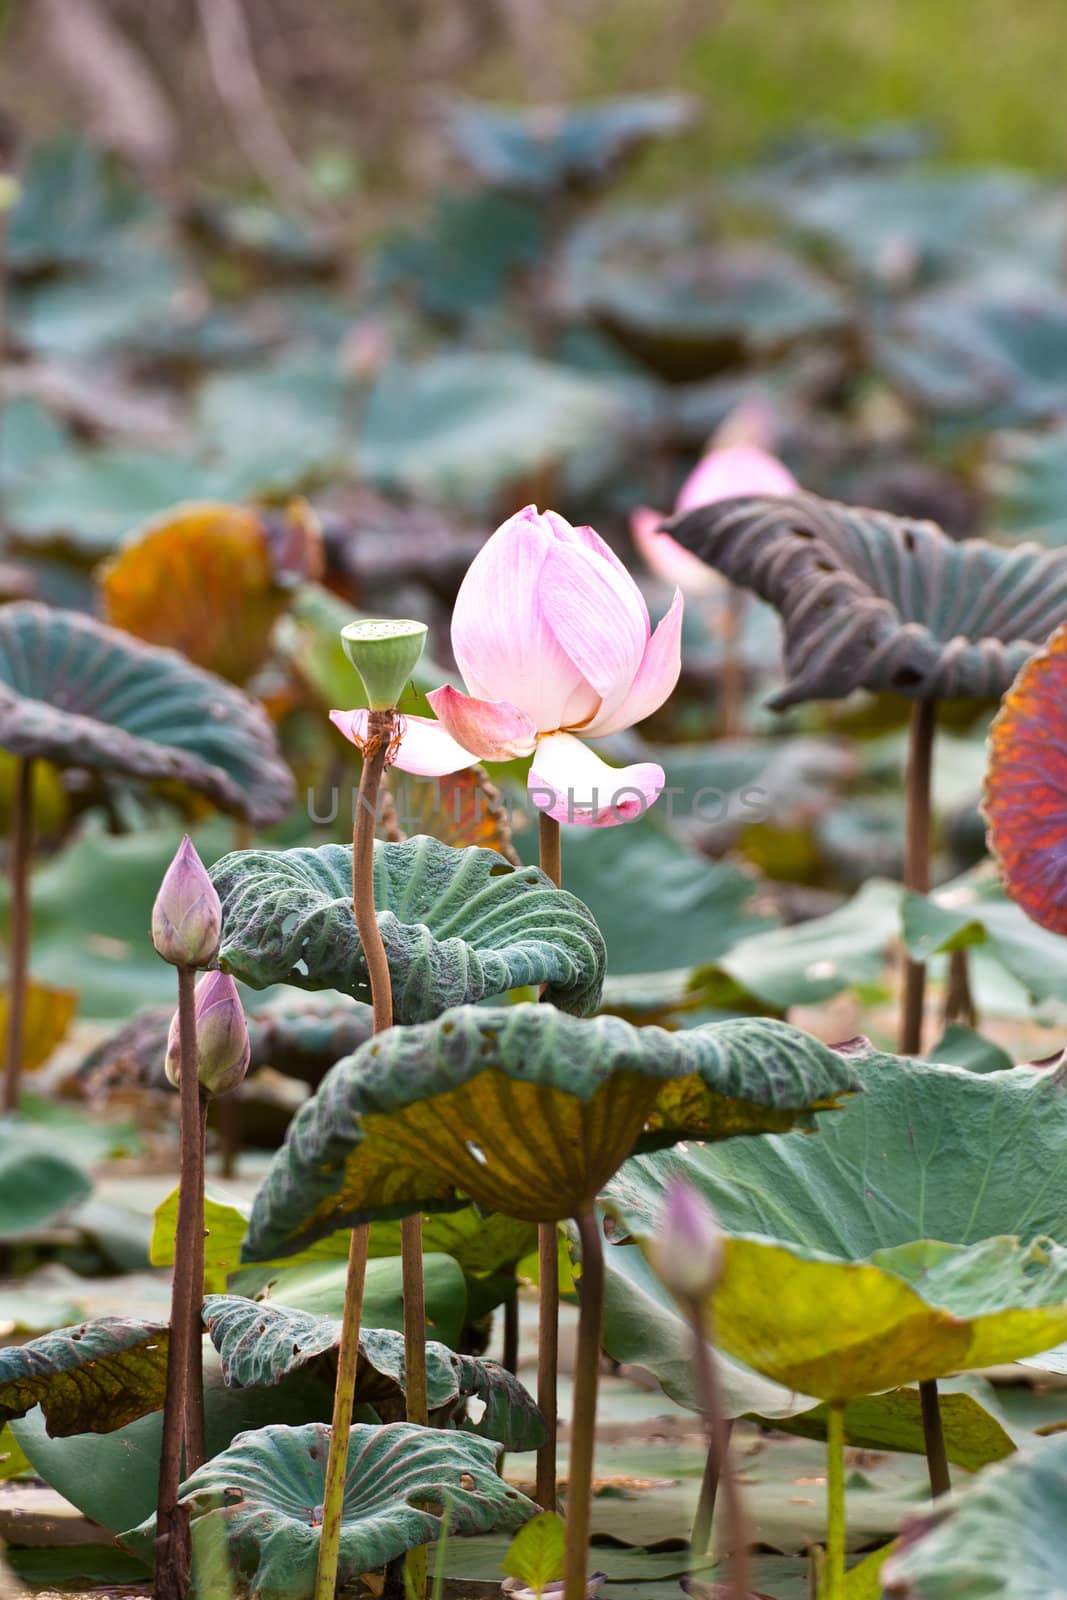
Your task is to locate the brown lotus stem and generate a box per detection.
[315,710,395,1600]
[184,1093,209,1474]
[4,756,34,1113]
[823,1402,846,1600]
[155,963,205,1600]
[689,1308,749,1598]
[919,1378,950,1498]
[691,1416,735,1557]
[536,811,562,1513]
[899,697,936,1055]
[719,588,747,740]
[942,947,977,1029]
[563,1208,606,1600]
[502,1289,519,1376]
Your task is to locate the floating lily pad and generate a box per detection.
[124,1421,536,1600]
[0,1317,168,1435]
[7,447,204,559]
[243,1005,857,1256]
[666,492,1067,708]
[902,866,1067,1002]
[606,1048,1067,1398]
[881,1431,1067,1597]
[202,1295,543,1449]
[443,94,695,193]
[211,837,606,1020]
[985,622,1067,936]
[0,603,294,823]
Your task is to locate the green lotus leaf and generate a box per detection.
[0,1317,168,1435]
[606,1048,1067,1399]
[202,1295,544,1450]
[243,1005,858,1256]
[666,492,1067,709]
[211,837,606,1021]
[127,1421,537,1600]
[0,1122,91,1238]
[881,1432,1067,1598]
[595,1234,1016,1468]
[0,603,293,824]
[443,94,694,194]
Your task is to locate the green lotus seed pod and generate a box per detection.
[340,619,427,710]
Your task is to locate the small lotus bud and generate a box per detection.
[166,970,250,1095]
[649,1178,724,1305]
[151,836,222,968]
[340,619,427,711]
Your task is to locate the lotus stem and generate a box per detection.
[185,1093,209,1473]
[502,1290,519,1376]
[822,1401,846,1600]
[691,1417,735,1558]
[3,755,34,1114]
[688,1310,748,1598]
[315,710,397,1600]
[719,589,747,740]
[942,947,978,1029]
[563,1208,606,1600]
[919,1378,950,1498]
[899,696,936,1055]
[154,963,206,1600]
[536,811,562,1512]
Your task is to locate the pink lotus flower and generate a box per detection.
[331,506,683,827]
[631,441,796,595]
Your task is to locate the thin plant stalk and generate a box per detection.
[942,947,977,1029]
[563,1208,606,1600]
[718,589,747,740]
[919,1375,950,1498]
[688,1312,749,1599]
[502,1290,519,1376]
[3,755,34,1114]
[898,698,950,1497]
[822,1402,846,1600]
[536,811,562,1512]
[184,1093,209,1473]
[899,696,936,1055]
[691,1417,734,1558]
[315,710,397,1600]
[154,964,205,1600]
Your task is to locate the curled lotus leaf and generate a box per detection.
[0,1317,169,1435]
[0,602,293,823]
[882,1429,1067,1599]
[211,837,607,1020]
[150,1420,535,1600]
[202,1295,543,1450]
[606,1047,1067,1400]
[984,621,1067,935]
[243,1005,859,1256]
[665,492,1067,708]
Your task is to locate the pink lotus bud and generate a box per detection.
[649,1178,723,1304]
[151,837,222,969]
[166,970,250,1096]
